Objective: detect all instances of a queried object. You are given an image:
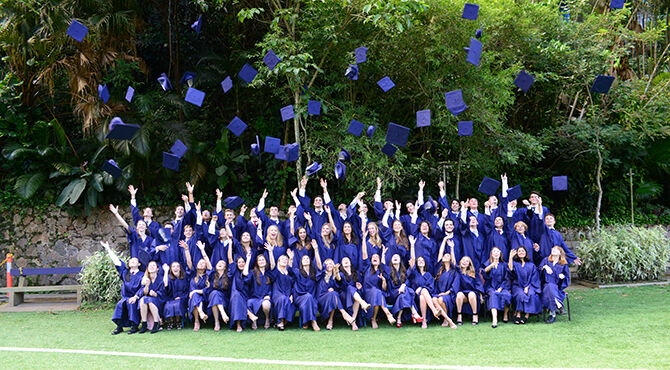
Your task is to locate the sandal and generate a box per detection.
[456,311,463,326]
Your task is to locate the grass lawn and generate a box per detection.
[0,285,668,369]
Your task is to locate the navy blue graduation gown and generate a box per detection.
[228,268,252,322]
[538,258,570,311]
[458,222,486,271]
[291,243,315,269]
[164,272,190,319]
[483,261,511,310]
[485,227,511,262]
[510,261,541,314]
[292,267,319,322]
[407,267,435,296]
[535,222,578,265]
[412,234,438,274]
[311,231,338,263]
[137,275,166,312]
[126,228,153,263]
[269,268,296,322]
[131,205,161,240]
[508,231,534,260]
[207,271,230,311]
[384,265,415,316]
[316,271,344,315]
[246,269,272,315]
[188,271,211,319]
[524,206,550,243]
[112,262,143,327]
[361,260,387,307]
[379,227,409,267]
[434,267,459,314]
[457,271,484,295]
[335,237,360,271]
[337,269,362,312]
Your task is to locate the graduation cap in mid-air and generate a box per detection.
[478,176,501,196]
[162,152,180,172]
[157,73,172,91]
[250,135,261,163]
[335,160,346,180]
[381,143,397,157]
[591,75,615,94]
[106,117,140,140]
[445,89,468,116]
[345,65,358,80]
[264,136,281,154]
[66,20,88,42]
[462,3,480,20]
[180,71,196,85]
[157,228,172,244]
[308,100,321,115]
[224,196,245,209]
[125,86,134,102]
[377,76,395,92]
[416,109,431,128]
[552,176,568,191]
[221,76,233,93]
[184,87,205,107]
[227,116,247,137]
[101,159,122,178]
[385,122,410,147]
[136,248,151,270]
[284,143,300,162]
[610,0,625,9]
[238,63,258,84]
[423,195,436,211]
[507,184,522,201]
[338,147,351,162]
[191,15,203,35]
[348,119,364,136]
[170,140,188,159]
[306,162,322,176]
[475,28,483,39]
[98,84,109,104]
[465,37,482,66]
[263,49,282,71]
[366,125,376,138]
[458,121,473,136]
[280,105,294,122]
[514,70,535,93]
[355,46,368,63]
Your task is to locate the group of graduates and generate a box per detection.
[104,174,579,335]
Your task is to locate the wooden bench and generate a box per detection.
[0,267,82,307]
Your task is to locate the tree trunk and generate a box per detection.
[455,151,462,199]
[595,127,603,232]
[293,90,302,184]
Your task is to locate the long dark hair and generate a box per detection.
[392,220,409,251]
[253,255,271,286]
[169,263,185,280]
[513,246,531,263]
[342,222,359,245]
[212,268,229,290]
[295,227,312,251]
[390,263,407,285]
[342,267,359,283]
[299,257,316,280]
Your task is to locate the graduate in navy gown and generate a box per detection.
[483,247,512,328]
[336,256,370,330]
[258,224,286,264]
[267,251,296,331]
[292,250,321,331]
[380,219,410,267]
[316,259,355,330]
[455,255,485,326]
[407,255,448,329]
[109,204,153,267]
[207,220,233,267]
[102,241,143,335]
[254,188,284,239]
[508,246,542,324]
[128,185,161,240]
[162,261,190,330]
[522,191,550,243]
[247,254,273,330]
[361,222,385,259]
[137,261,165,334]
[374,177,398,225]
[409,222,439,275]
[360,236,396,328]
[458,202,487,271]
[531,204,581,266]
[335,222,360,271]
[298,177,333,239]
[233,231,259,270]
[309,205,338,263]
[229,251,256,332]
[188,245,213,331]
[509,221,534,262]
[484,215,511,262]
[208,259,230,331]
[539,246,571,324]
[291,226,314,269]
[437,218,462,270]
[432,241,459,328]
[382,252,422,327]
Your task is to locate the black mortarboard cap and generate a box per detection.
[102,159,122,178]
[591,75,615,94]
[478,176,501,196]
[385,122,410,147]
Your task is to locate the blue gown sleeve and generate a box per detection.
[131,204,142,226]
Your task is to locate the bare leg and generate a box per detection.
[353,292,370,311]
[467,292,478,324]
[380,305,396,324]
[371,306,379,329]
[311,320,320,331]
[503,305,509,321]
[217,304,229,323]
[456,292,465,324]
[236,320,243,332]
[197,303,208,322]
[262,300,272,329]
[140,300,148,322]
[212,306,221,331]
[396,308,404,324]
[192,309,201,331]
[351,301,360,320]
[419,293,428,329]
[148,303,160,323]
[491,308,498,327]
[423,290,443,318]
[248,309,258,329]
[327,310,335,330]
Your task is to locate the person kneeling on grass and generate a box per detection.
[137,261,165,334]
[102,241,143,335]
[508,247,541,324]
[539,246,570,324]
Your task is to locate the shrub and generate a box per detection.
[577,225,670,283]
[79,251,127,308]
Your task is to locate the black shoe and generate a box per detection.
[492,324,498,328]
[111,326,123,335]
[514,317,520,325]
[456,312,462,326]
[128,325,139,334]
[472,313,478,325]
[558,307,566,315]
[520,317,527,324]
[138,322,148,334]
[545,316,556,324]
[502,318,508,323]
[151,321,161,334]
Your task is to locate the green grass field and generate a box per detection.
[0,285,668,369]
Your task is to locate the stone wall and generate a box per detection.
[0,205,175,287]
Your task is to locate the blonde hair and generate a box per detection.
[459,256,476,278]
[514,221,528,232]
[367,222,382,247]
[549,246,568,266]
[265,225,284,247]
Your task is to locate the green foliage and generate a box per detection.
[79,251,125,308]
[577,225,670,283]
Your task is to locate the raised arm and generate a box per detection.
[163,263,170,287]
[508,249,516,271]
[128,185,141,226]
[186,182,195,204]
[181,241,193,271]
[100,241,121,266]
[312,240,323,270]
[267,243,277,270]
[109,204,130,233]
[242,250,252,276]
[324,205,337,234]
[437,237,447,262]
[361,230,369,260]
[409,235,416,266]
[257,188,268,213]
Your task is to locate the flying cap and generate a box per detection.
[475,28,483,39]
[366,125,376,138]
[250,135,261,163]
[221,76,233,93]
[106,117,140,140]
[348,119,364,136]
[458,121,473,136]
[191,15,202,35]
[345,65,358,80]
[381,143,397,157]
[224,196,245,209]
[462,3,480,20]
[552,176,568,191]
[385,122,410,147]
[465,37,482,66]
[355,46,368,63]
[478,176,501,196]
[98,84,110,104]
[66,20,88,42]
[101,159,122,178]
[239,63,258,84]
[284,142,300,162]
[507,184,522,201]
[335,161,346,180]
[264,136,281,154]
[184,87,205,107]
[416,109,431,128]
[157,73,172,91]
[591,75,615,94]
[125,86,134,102]
[280,105,294,122]
[263,49,281,71]
[227,116,247,137]
[162,152,180,171]
[445,89,468,116]
[308,100,321,115]
[180,71,196,85]
[514,70,535,93]
[377,76,395,92]
[306,162,322,176]
[338,147,351,162]
[170,140,188,159]
[610,0,625,9]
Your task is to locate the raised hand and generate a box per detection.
[286,249,294,259]
[240,204,247,215]
[442,208,449,218]
[195,201,201,212]
[264,242,274,252]
[181,194,189,203]
[186,182,194,193]
[501,173,507,183]
[409,235,416,246]
[376,177,382,190]
[212,214,219,223]
[310,239,318,249]
[447,239,454,248]
[418,180,425,190]
[109,204,119,214]
[320,178,327,189]
[533,243,540,251]
[303,212,312,222]
[395,200,401,210]
[100,241,110,249]
[460,200,467,210]
[179,240,189,250]
[300,176,308,189]
[128,185,137,197]
[438,181,445,191]
[522,199,530,207]
[163,263,169,272]
[484,200,491,208]
[324,205,331,214]
[262,188,268,199]
[357,191,366,199]
[216,188,222,200]
[510,249,517,258]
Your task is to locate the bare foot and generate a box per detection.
[441,319,449,327]
[421,321,428,329]
[362,302,371,311]
[311,321,320,331]
[251,320,258,330]
[326,321,333,330]
[214,322,220,331]
[248,312,258,321]
[351,322,358,331]
[222,314,229,324]
[264,320,271,329]
[371,319,378,329]
[450,322,458,329]
[236,326,243,333]
[193,321,200,332]
[386,313,396,325]
[200,313,208,323]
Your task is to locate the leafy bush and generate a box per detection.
[577,226,670,283]
[79,251,126,308]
